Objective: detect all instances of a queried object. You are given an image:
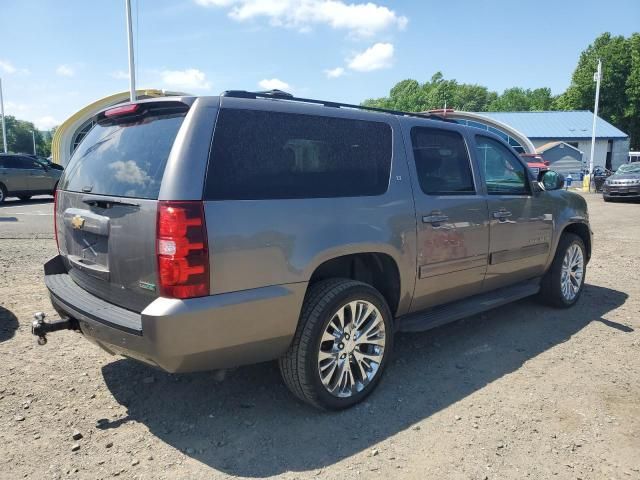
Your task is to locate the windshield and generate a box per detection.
[615,164,640,175]
[60,112,186,199]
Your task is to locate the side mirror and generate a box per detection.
[538,170,565,191]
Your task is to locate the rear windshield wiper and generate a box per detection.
[82,197,140,208]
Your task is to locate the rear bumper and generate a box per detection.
[44,256,306,373]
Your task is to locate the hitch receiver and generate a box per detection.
[31,312,78,345]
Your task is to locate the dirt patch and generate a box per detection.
[1,194,639,479]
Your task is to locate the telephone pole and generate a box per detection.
[588,58,602,191]
[0,77,7,153]
[125,0,137,102]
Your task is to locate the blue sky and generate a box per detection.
[1,0,639,129]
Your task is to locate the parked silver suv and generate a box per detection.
[0,153,61,202]
[34,91,592,410]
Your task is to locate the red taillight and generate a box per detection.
[53,189,59,252]
[105,104,139,117]
[156,201,209,299]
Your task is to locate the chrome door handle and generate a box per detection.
[492,210,512,219]
[423,214,449,224]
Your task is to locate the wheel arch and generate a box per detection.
[307,251,404,317]
[561,222,592,262]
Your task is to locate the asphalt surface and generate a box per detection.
[0,196,54,239]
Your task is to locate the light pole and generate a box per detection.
[588,58,602,192]
[125,0,137,102]
[0,77,7,153]
[32,130,37,155]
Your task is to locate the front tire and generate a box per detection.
[539,233,586,308]
[279,279,393,410]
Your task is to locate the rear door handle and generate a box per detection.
[492,210,512,219]
[423,213,449,224]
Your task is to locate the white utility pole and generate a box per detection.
[32,131,37,155]
[588,58,602,191]
[125,0,137,102]
[0,77,7,153]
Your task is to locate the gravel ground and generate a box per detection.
[0,193,638,480]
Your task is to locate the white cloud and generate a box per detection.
[348,42,394,72]
[0,59,17,74]
[160,68,211,90]
[56,65,75,77]
[324,67,345,79]
[35,116,60,130]
[195,0,407,36]
[0,59,29,75]
[111,70,130,80]
[5,101,29,114]
[258,78,290,90]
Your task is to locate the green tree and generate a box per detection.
[489,87,555,111]
[625,33,640,149]
[555,32,637,147]
[363,72,496,112]
[0,115,54,156]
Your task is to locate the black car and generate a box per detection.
[602,163,640,201]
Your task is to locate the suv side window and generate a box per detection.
[410,127,475,195]
[476,136,529,195]
[205,109,392,200]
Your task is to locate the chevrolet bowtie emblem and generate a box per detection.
[71,215,85,230]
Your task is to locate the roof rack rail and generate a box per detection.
[220,89,453,122]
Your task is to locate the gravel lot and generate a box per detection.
[0,193,638,480]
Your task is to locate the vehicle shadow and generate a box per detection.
[101,284,629,477]
[0,306,19,343]
[0,196,54,208]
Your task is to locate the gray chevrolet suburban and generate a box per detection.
[33,91,592,410]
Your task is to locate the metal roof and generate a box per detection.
[474,111,628,139]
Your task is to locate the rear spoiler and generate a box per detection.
[96,100,191,127]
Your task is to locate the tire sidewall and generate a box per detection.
[0,184,6,203]
[553,236,587,307]
[305,284,393,410]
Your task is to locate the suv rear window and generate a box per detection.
[205,109,392,200]
[60,112,186,199]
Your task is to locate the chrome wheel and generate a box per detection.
[560,243,584,301]
[317,300,386,398]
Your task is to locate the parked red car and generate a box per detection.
[520,153,550,176]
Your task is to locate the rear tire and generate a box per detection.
[279,279,393,410]
[0,183,6,203]
[539,233,586,308]
[603,195,611,202]
[18,195,31,201]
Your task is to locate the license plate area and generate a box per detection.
[62,208,110,275]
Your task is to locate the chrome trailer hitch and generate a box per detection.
[31,312,79,345]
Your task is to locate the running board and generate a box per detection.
[397,279,541,333]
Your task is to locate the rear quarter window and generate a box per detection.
[60,112,186,199]
[204,109,392,200]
